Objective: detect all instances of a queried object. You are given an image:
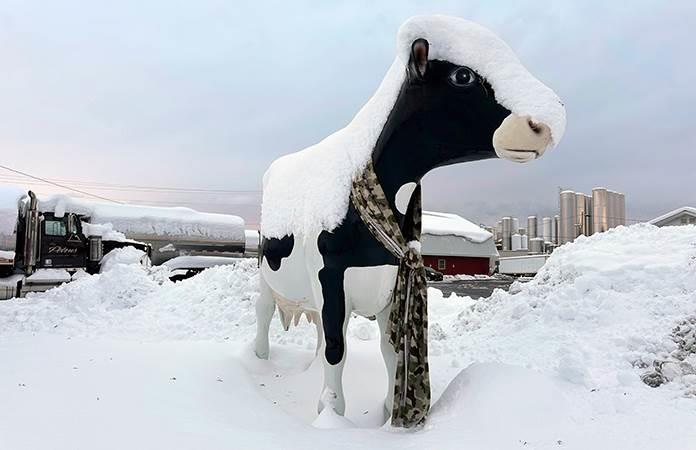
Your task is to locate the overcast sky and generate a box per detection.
[1,0,694,227]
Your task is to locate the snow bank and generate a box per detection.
[422,211,492,243]
[0,259,263,341]
[261,15,565,239]
[2,224,695,381]
[1,224,696,449]
[429,224,696,395]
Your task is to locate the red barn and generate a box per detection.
[421,211,498,276]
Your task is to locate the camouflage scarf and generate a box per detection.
[350,159,430,428]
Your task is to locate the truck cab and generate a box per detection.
[38,212,89,269]
[12,191,150,277]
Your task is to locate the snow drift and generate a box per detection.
[1,224,695,449]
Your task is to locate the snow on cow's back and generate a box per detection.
[261,15,566,240]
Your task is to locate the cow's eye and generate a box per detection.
[449,67,477,87]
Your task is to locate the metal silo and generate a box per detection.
[553,215,560,244]
[527,216,538,239]
[584,195,593,235]
[542,217,552,242]
[511,233,522,251]
[592,187,609,233]
[618,193,626,226]
[521,233,528,250]
[502,216,512,251]
[575,192,586,237]
[529,237,544,254]
[607,190,618,229]
[559,190,577,244]
[512,217,520,235]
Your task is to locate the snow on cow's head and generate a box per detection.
[397,15,566,163]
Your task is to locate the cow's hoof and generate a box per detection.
[383,404,392,425]
[254,342,269,360]
[317,388,345,416]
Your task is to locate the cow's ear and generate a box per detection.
[408,38,429,80]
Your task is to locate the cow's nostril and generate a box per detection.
[527,119,542,135]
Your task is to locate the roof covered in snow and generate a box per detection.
[261,15,566,239]
[421,211,497,258]
[649,206,696,226]
[422,211,492,243]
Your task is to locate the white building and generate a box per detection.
[649,207,696,227]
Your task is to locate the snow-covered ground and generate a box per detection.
[1,224,695,449]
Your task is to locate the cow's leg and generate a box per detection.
[377,304,396,421]
[316,266,350,415]
[254,273,275,359]
[314,314,324,356]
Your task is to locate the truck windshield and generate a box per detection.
[45,220,67,236]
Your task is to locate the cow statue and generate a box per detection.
[255,15,566,426]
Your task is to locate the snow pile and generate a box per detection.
[261,15,565,239]
[99,247,147,273]
[422,211,492,243]
[427,363,579,447]
[429,224,696,395]
[0,259,264,342]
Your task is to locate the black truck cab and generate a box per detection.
[38,212,89,269]
[13,191,150,276]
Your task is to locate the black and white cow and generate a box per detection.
[255,16,566,420]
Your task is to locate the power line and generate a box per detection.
[0,182,261,210]
[0,173,261,195]
[0,164,122,204]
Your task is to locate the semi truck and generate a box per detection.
[0,189,251,298]
[0,191,151,298]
